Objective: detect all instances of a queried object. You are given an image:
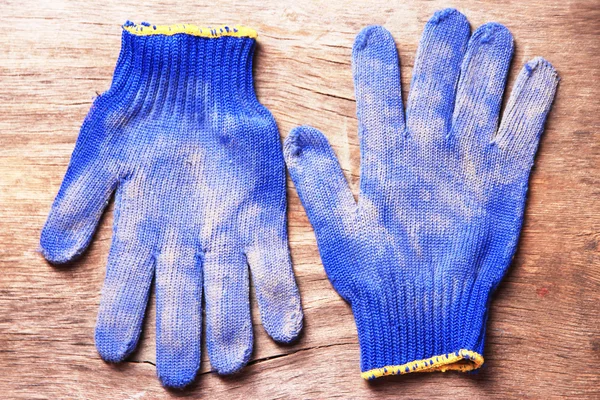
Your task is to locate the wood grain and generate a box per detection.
[0,0,598,398]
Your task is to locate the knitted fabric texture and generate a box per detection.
[40,22,303,388]
[284,9,558,379]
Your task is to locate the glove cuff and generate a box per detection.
[99,21,260,113]
[351,274,490,379]
[122,21,257,39]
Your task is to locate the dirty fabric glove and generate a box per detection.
[40,22,303,388]
[284,9,558,379]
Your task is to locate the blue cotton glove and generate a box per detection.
[284,9,558,379]
[40,22,303,388]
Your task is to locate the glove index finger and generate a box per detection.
[353,25,406,139]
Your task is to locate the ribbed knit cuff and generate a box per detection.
[98,21,260,115]
[352,275,490,379]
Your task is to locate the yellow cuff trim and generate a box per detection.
[361,349,484,380]
[123,22,257,39]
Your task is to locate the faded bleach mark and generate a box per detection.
[283,9,558,378]
[40,24,303,389]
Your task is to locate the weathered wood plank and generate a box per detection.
[0,0,598,398]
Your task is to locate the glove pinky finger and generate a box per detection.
[247,239,303,343]
[494,57,559,165]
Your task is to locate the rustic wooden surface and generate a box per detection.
[0,0,598,398]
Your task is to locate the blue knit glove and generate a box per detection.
[40,22,303,388]
[284,9,558,379]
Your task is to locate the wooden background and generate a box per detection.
[0,0,598,398]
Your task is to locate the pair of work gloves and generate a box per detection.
[40,9,558,388]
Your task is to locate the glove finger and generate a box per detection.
[283,126,357,238]
[95,182,154,364]
[352,26,407,205]
[204,248,252,375]
[353,25,405,163]
[284,126,358,300]
[452,23,513,146]
[494,58,559,164]
[246,232,302,343]
[40,99,119,264]
[40,162,118,264]
[155,238,203,389]
[407,8,470,140]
